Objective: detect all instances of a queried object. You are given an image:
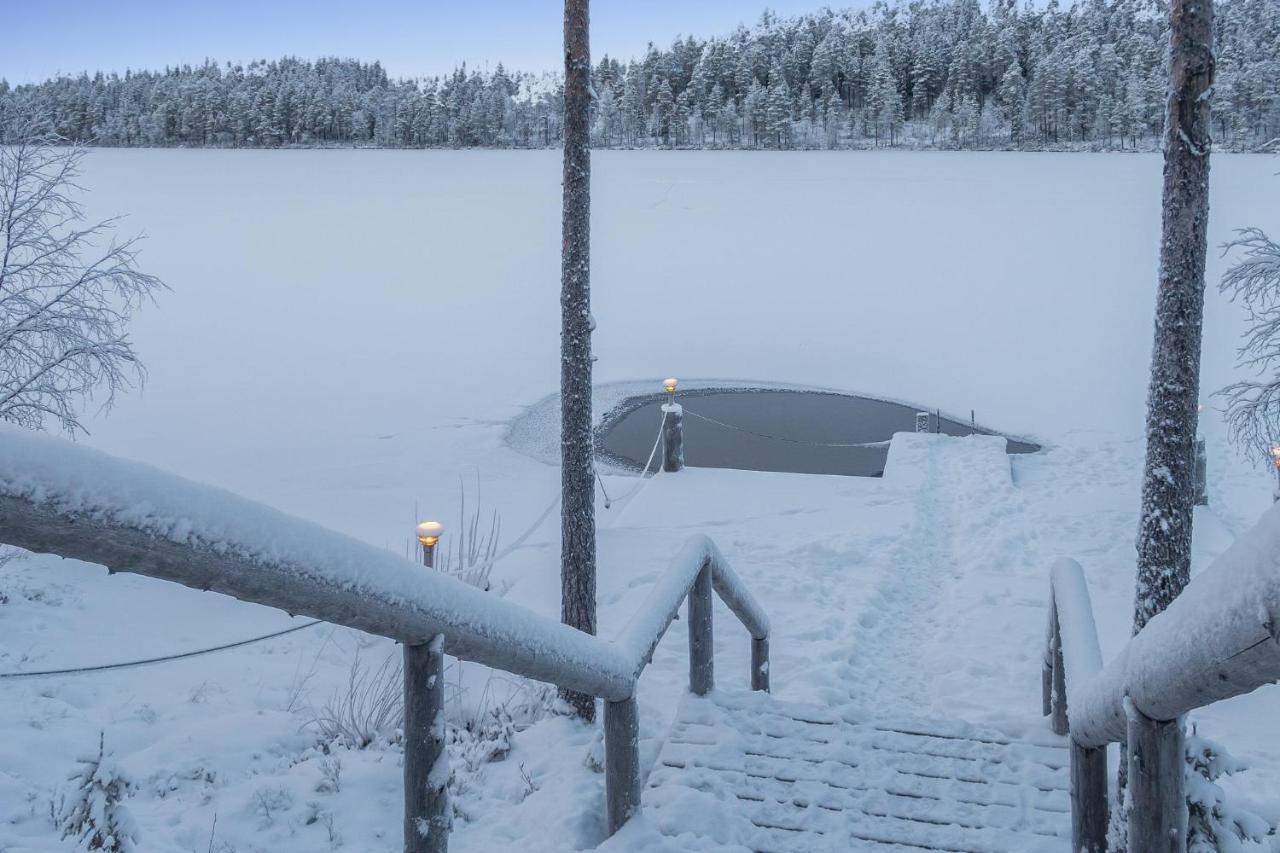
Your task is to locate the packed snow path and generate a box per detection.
[647,690,1070,852]
[615,432,1079,851]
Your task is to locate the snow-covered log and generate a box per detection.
[1044,558,1109,853]
[0,426,634,700]
[614,533,770,682]
[1049,558,1105,710]
[1071,502,1280,749]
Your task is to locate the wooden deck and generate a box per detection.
[646,690,1072,852]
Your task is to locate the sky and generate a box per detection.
[1,0,841,85]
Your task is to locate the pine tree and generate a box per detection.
[999,62,1025,144]
[559,0,596,722]
[61,734,138,853]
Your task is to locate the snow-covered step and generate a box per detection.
[645,691,1070,852]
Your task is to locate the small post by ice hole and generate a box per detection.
[406,521,449,853]
[662,377,684,473]
[915,411,930,433]
[1271,447,1280,503]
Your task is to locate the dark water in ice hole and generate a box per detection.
[599,390,1040,478]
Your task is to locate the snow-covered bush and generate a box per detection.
[308,649,403,749]
[427,477,503,592]
[60,733,138,852]
[1186,733,1272,852]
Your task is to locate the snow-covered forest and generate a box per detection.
[2,0,1278,152]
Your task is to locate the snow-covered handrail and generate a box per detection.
[614,533,769,683]
[1042,558,1104,736]
[1045,506,1280,853]
[0,427,634,699]
[1069,502,1280,749]
[1043,557,1109,852]
[0,427,772,847]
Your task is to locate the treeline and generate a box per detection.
[2,0,1277,151]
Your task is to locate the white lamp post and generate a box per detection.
[416,521,444,568]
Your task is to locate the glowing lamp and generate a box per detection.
[1271,447,1280,470]
[416,521,445,547]
[663,377,678,397]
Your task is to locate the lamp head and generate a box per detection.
[663,377,678,396]
[416,520,444,547]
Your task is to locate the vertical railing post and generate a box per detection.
[406,526,449,853]
[1043,597,1056,718]
[404,635,448,853]
[751,636,770,692]
[662,403,684,472]
[1070,739,1109,853]
[604,696,640,834]
[1049,601,1069,736]
[688,562,714,695]
[1128,707,1186,853]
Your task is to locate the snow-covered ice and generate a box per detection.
[1,149,1279,851]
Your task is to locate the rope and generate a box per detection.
[0,619,323,680]
[681,407,891,449]
[600,407,668,508]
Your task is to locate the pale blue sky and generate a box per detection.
[2,0,838,84]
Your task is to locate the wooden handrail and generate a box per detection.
[1044,502,1280,853]
[0,427,771,851]
[1070,502,1280,749]
[1043,558,1108,852]
[603,534,771,831]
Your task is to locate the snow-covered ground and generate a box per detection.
[1,149,1278,852]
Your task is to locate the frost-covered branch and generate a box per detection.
[0,107,165,434]
[1218,226,1280,463]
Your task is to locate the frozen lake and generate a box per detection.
[71,149,1277,545]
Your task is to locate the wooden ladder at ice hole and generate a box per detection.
[646,690,1071,852]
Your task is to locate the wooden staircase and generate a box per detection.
[646,690,1072,852]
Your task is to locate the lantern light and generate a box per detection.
[416,520,444,547]
[1271,447,1280,470]
[663,377,678,397]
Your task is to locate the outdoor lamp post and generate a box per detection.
[416,521,444,568]
[662,377,684,473]
[406,519,447,853]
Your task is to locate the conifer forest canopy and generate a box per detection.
[2,0,1277,152]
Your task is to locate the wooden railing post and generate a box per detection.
[1049,603,1069,736]
[688,562,714,695]
[404,634,449,853]
[751,637,770,692]
[662,403,684,472]
[1070,740,1109,853]
[1128,708,1186,853]
[604,696,641,834]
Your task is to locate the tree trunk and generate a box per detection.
[560,0,597,722]
[1120,0,1214,846]
[1133,0,1214,635]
